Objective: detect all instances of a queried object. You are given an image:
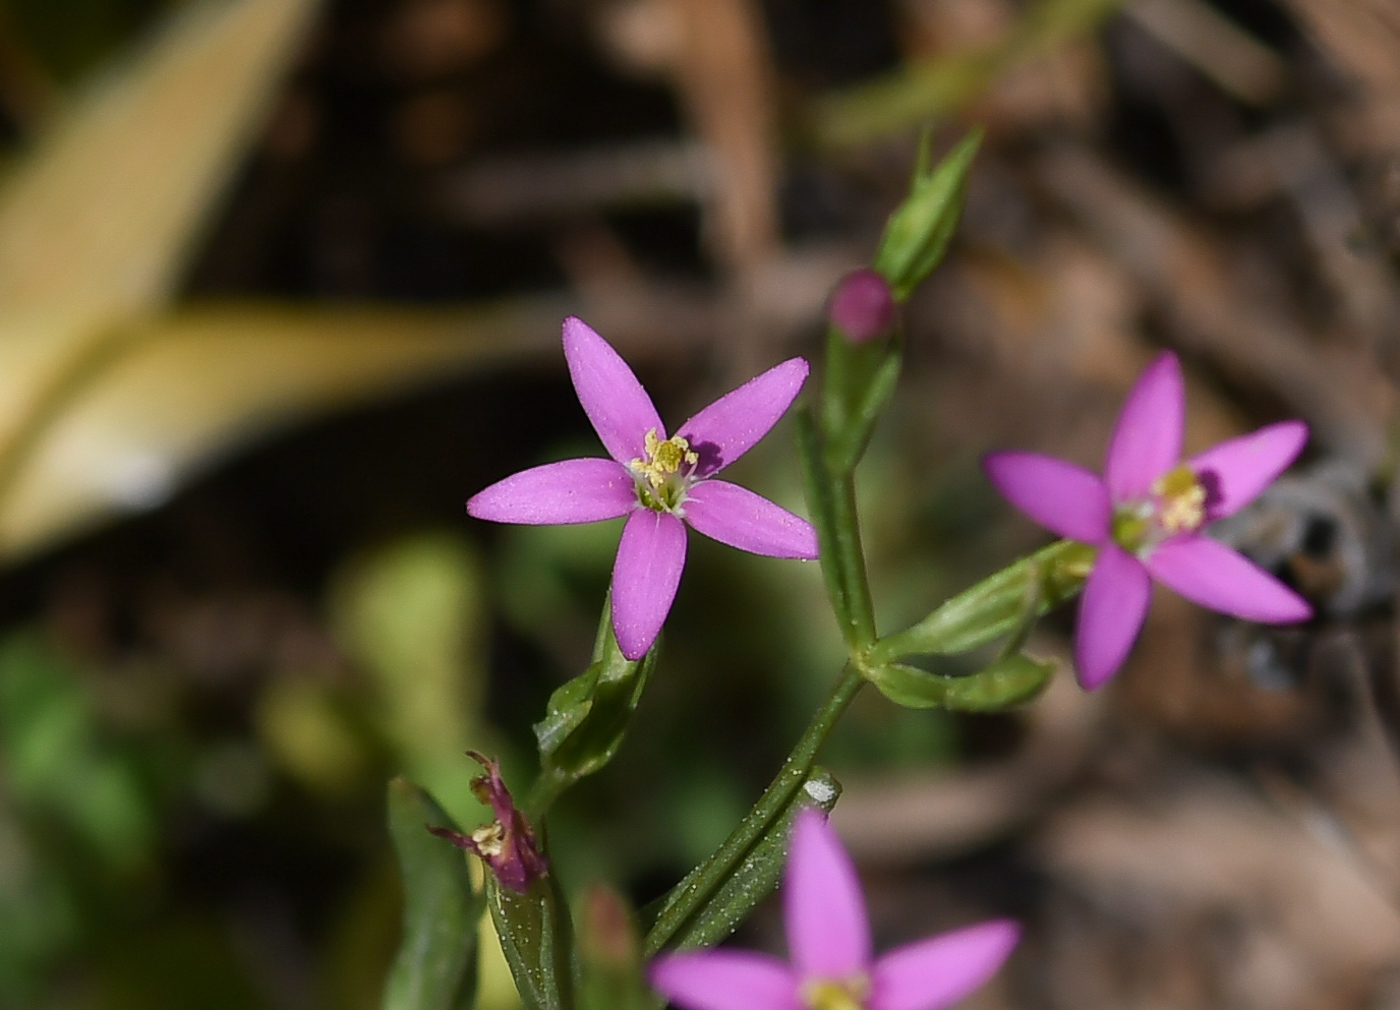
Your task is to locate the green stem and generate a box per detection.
[797,412,879,651]
[642,664,865,957]
[830,471,877,648]
[523,771,570,823]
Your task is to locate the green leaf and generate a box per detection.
[873,131,981,301]
[868,654,1056,711]
[531,604,658,813]
[867,540,1095,665]
[383,778,484,1010]
[642,769,841,956]
[487,872,575,1010]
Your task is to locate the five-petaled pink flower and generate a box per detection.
[650,808,1019,1010]
[468,317,818,660]
[983,351,1312,690]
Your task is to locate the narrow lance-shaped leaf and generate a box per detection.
[641,768,841,957]
[866,653,1056,711]
[382,778,484,1010]
[867,540,1096,665]
[530,600,659,815]
[487,866,576,1010]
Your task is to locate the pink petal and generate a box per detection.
[1075,544,1151,690]
[563,316,666,465]
[678,358,808,477]
[785,809,871,980]
[1146,535,1312,623]
[467,458,636,524]
[982,452,1111,544]
[1104,352,1183,501]
[870,919,1021,1010]
[1189,420,1308,521]
[649,951,801,1010]
[611,509,688,660]
[682,480,818,559]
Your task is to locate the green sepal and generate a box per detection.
[867,540,1095,665]
[641,768,841,956]
[530,602,658,815]
[487,867,576,1010]
[820,326,904,475]
[873,130,982,302]
[577,888,651,1010]
[867,653,1055,711]
[382,778,485,1010]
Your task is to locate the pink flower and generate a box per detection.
[983,352,1312,690]
[650,809,1019,1010]
[468,317,818,660]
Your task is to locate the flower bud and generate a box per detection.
[873,130,981,301]
[827,269,896,343]
[428,752,547,893]
[580,886,639,970]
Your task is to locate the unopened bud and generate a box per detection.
[827,269,896,343]
[580,886,639,969]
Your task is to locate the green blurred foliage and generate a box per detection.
[331,532,492,829]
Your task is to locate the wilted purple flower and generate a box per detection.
[984,351,1312,690]
[650,809,1019,1010]
[828,269,897,343]
[468,317,818,660]
[429,751,547,893]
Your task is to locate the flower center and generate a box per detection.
[629,428,698,512]
[802,975,870,1010]
[1152,464,1207,535]
[471,822,506,857]
[1113,464,1215,555]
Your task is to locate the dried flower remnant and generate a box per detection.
[983,352,1312,690]
[650,809,1019,1010]
[467,316,818,660]
[827,269,897,343]
[428,752,546,893]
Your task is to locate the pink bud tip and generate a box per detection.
[827,269,897,343]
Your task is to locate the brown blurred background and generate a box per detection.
[0,0,1399,1007]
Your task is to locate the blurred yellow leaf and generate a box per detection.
[257,677,367,796]
[0,0,320,543]
[0,301,566,557]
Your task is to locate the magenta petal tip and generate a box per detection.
[828,268,897,343]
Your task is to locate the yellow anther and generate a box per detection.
[802,976,870,1010]
[1152,464,1206,534]
[471,822,506,857]
[631,428,697,491]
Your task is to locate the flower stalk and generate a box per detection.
[642,664,865,957]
